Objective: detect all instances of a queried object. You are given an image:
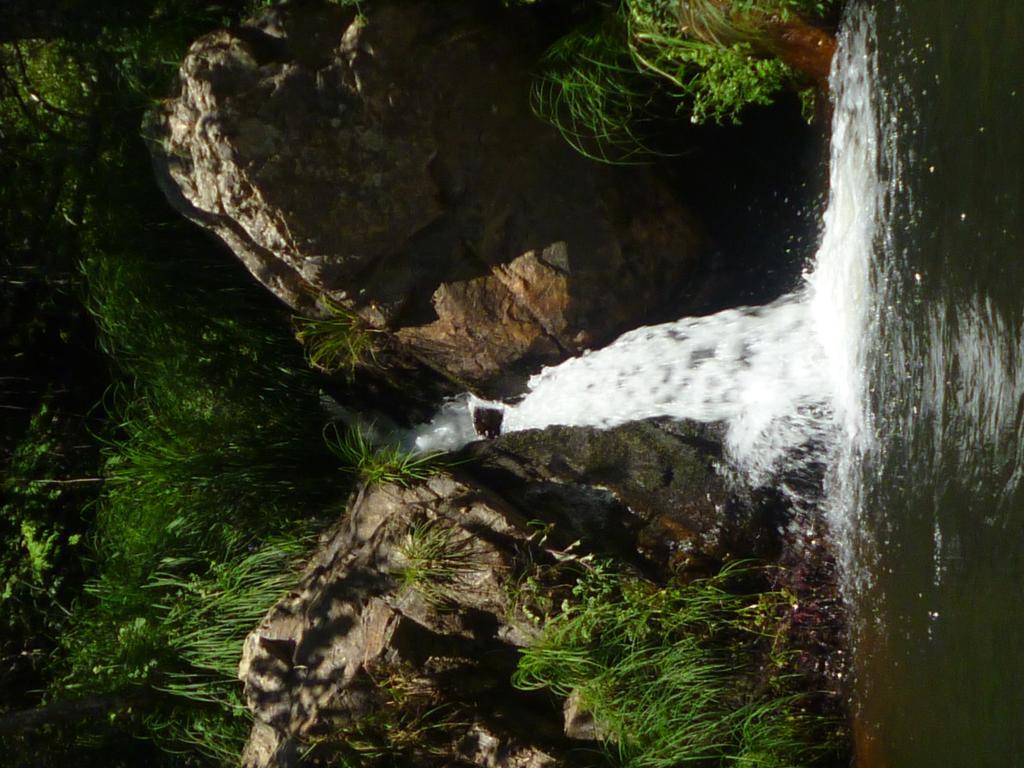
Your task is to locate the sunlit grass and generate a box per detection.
[514,562,841,767]
[531,19,661,163]
[59,246,342,764]
[324,424,449,488]
[396,518,480,607]
[293,295,377,378]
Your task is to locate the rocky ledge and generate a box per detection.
[147,0,712,395]
[238,421,846,767]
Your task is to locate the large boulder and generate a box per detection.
[149,0,705,393]
[238,476,595,768]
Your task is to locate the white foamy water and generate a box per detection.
[500,293,831,486]
[414,8,879,510]
[816,5,881,589]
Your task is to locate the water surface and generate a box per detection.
[848,1,1024,764]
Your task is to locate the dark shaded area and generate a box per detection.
[664,91,830,314]
[0,2,344,765]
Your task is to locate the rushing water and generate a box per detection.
[414,3,1024,763]
[414,10,880,501]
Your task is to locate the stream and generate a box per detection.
[413,2,1024,764]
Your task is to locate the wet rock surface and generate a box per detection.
[149,0,705,394]
[463,419,787,572]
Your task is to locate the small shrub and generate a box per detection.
[303,698,456,767]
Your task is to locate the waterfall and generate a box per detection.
[413,4,880,522]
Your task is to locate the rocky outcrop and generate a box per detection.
[464,419,787,572]
[149,0,705,394]
[237,419,807,767]
[238,476,585,768]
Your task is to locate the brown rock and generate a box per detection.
[149,0,704,392]
[770,19,838,85]
[237,477,568,768]
[463,419,786,571]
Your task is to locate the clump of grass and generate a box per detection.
[293,295,377,378]
[62,532,315,765]
[324,424,447,487]
[396,518,480,607]
[533,0,837,160]
[514,561,841,767]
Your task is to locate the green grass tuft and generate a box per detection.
[531,19,662,163]
[293,296,377,378]
[514,561,841,768]
[396,518,480,607]
[324,424,448,487]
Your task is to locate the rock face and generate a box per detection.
[149,0,704,393]
[238,476,577,768]
[465,419,787,572]
[237,420,798,767]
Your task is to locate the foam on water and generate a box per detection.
[815,4,881,590]
[413,6,879,517]
[500,293,830,487]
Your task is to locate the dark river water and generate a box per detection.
[409,5,1024,762]
[850,1,1024,764]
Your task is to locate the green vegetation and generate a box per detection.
[532,20,661,163]
[514,562,841,767]
[2,0,843,765]
[49,241,341,762]
[1,398,98,711]
[65,535,314,764]
[293,296,377,378]
[1,2,352,764]
[325,424,448,488]
[532,0,837,161]
[396,518,481,607]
